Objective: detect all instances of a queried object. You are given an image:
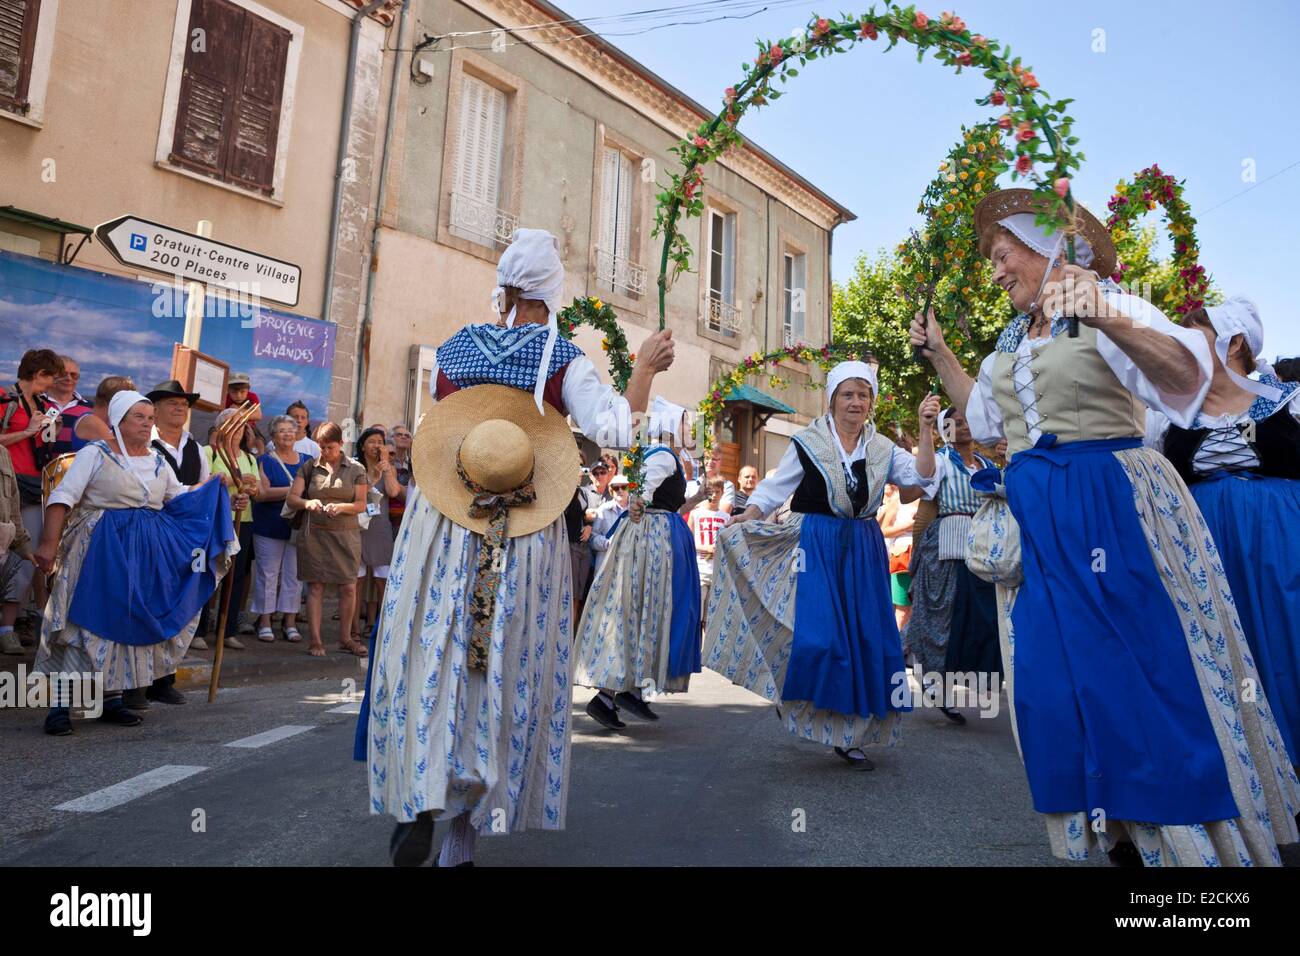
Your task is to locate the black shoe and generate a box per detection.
[390,811,436,867]
[614,691,659,721]
[98,703,144,727]
[121,688,150,711]
[833,746,875,771]
[432,852,475,868]
[939,706,967,726]
[585,695,625,730]
[44,709,72,736]
[1107,841,1144,868]
[146,679,187,705]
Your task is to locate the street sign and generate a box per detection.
[94,215,302,307]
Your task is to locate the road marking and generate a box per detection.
[225,724,315,749]
[327,702,361,715]
[55,765,207,813]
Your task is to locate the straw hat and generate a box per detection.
[414,384,580,537]
[974,188,1116,279]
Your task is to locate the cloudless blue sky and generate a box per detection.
[554,0,1300,359]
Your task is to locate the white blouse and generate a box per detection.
[746,422,938,517]
[429,353,633,448]
[1146,390,1300,476]
[150,428,212,483]
[965,289,1213,446]
[50,443,188,511]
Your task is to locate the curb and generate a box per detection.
[175,650,368,690]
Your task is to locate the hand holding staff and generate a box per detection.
[208,401,259,704]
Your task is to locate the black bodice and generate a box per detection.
[1163,410,1300,485]
[789,442,872,516]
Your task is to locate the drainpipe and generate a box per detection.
[353,0,410,424]
[322,0,387,416]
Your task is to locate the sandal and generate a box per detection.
[284,627,302,643]
[338,638,369,657]
[308,641,326,658]
[257,627,275,643]
[833,746,875,771]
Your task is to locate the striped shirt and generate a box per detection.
[934,446,994,561]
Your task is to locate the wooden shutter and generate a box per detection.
[226,12,289,194]
[782,253,794,343]
[456,75,506,207]
[172,0,288,193]
[0,0,41,113]
[614,151,634,263]
[172,0,244,176]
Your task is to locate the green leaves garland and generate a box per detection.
[653,4,1087,327]
[1106,165,1208,316]
[898,121,1007,334]
[556,295,636,394]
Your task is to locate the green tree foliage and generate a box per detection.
[832,230,1219,436]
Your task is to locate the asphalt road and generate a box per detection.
[1,668,1091,866]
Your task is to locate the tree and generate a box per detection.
[831,230,1220,437]
[832,248,1009,437]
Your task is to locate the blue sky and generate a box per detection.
[554,0,1300,359]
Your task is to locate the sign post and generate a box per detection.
[93,214,302,307]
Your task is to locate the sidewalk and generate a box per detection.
[0,593,371,692]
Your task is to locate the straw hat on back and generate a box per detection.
[413,384,580,537]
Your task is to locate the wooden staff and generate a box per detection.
[208,401,259,703]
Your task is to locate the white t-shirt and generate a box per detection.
[691,507,728,577]
[294,436,322,460]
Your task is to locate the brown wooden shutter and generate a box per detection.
[0,0,42,114]
[224,13,288,194]
[171,0,245,177]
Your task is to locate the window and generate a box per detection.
[168,0,290,195]
[595,145,644,297]
[783,251,807,346]
[705,207,737,337]
[0,0,41,115]
[449,74,511,247]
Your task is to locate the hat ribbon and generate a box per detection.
[456,452,537,672]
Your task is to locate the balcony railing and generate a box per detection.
[705,294,740,337]
[594,247,647,298]
[449,191,517,247]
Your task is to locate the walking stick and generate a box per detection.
[207,402,259,703]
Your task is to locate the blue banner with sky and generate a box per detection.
[0,251,333,425]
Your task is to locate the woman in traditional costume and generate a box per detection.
[910,188,1299,865]
[359,229,675,867]
[32,391,234,735]
[902,406,1002,725]
[1147,297,1300,767]
[574,397,710,729]
[705,365,938,771]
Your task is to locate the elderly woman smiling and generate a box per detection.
[32,392,233,735]
[706,363,938,772]
[910,188,1298,866]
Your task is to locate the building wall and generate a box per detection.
[363,0,846,440]
[0,0,388,423]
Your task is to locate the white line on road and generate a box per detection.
[225,725,315,749]
[54,765,208,813]
[326,702,361,715]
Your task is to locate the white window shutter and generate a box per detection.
[782,254,794,343]
[721,213,736,306]
[794,254,807,341]
[456,76,506,207]
[615,151,634,263]
[599,146,620,265]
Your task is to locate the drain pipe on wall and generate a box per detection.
[322,0,388,411]
[352,0,411,426]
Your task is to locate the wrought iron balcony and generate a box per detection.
[705,294,740,337]
[449,191,517,247]
[594,247,647,297]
